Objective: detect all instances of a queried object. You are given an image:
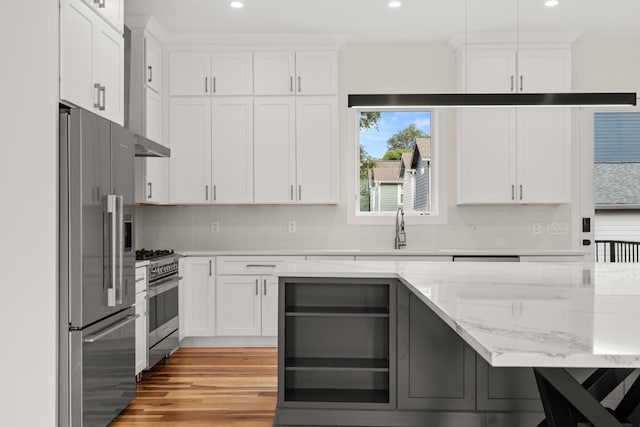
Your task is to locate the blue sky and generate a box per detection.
[360,111,431,159]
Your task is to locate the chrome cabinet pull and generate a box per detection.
[148,65,152,83]
[209,260,212,276]
[289,76,293,93]
[511,185,515,201]
[290,185,294,201]
[520,75,524,92]
[94,83,101,109]
[510,76,514,92]
[147,182,152,199]
[213,77,216,93]
[255,279,259,295]
[263,279,267,295]
[246,264,277,268]
[297,76,301,92]
[298,185,302,201]
[205,77,208,93]
[520,184,523,200]
[99,86,106,111]
[206,185,209,201]
[214,185,217,201]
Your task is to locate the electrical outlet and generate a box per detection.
[547,222,569,235]
[288,221,297,233]
[210,221,220,234]
[532,222,542,235]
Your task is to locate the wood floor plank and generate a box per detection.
[110,347,277,426]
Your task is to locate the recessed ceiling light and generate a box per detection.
[388,1,402,8]
[545,0,559,7]
[230,1,244,8]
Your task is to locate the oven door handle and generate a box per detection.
[148,276,181,297]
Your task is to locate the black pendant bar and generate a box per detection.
[348,92,637,108]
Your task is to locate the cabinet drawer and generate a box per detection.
[135,266,148,293]
[217,256,304,275]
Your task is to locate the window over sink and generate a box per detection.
[349,108,448,225]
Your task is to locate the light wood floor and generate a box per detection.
[111,348,278,427]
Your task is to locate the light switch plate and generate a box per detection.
[288,221,297,233]
[547,222,569,235]
[211,221,220,234]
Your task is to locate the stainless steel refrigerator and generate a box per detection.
[59,107,137,427]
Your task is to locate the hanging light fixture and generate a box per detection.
[348,0,637,108]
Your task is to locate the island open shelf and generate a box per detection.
[279,278,396,408]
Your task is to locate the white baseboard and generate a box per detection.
[180,336,277,347]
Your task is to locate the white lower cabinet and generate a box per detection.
[134,265,148,376]
[216,275,278,337]
[182,257,216,337]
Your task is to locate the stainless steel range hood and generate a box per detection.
[134,134,170,157]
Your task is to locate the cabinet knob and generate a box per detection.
[148,66,153,83]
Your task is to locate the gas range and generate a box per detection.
[135,249,180,282]
[135,248,175,261]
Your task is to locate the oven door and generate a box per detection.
[147,275,180,348]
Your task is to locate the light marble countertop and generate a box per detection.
[275,260,640,369]
[177,249,586,257]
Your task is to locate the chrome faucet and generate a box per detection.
[395,207,407,249]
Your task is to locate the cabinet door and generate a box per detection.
[144,33,162,94]
[463,49,516,93]
[85,0,123,32]
[296,96,338,203]
[94,18,124,124]
[397,286,476,410]
[169,52,211,96]
[134,297,147,375]
[211,52,253,95]
[457,108,517,204]
[261,276,278,337]
[211,97,254,203]
[516,108,571,203]
[60,0,95,112]
[183,258,216,337]
[254,97,296,203]
[254,52,296,95]
[295,51,338,95]
[477,359,542,411]
[517,49,571,93]
[216,276,261,336]
[144,87,162,142]
[169,98,212,203]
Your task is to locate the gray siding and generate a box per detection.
[414,159,430,211]
[594,113,640,162]
[402,172,415,211]
[380,184,401,211]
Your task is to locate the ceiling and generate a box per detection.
[124,0,640,43]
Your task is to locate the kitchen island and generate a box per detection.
[274,260,640,427]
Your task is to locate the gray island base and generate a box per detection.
[273,261,640,427]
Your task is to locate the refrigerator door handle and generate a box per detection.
[107,195,117,307]
[83,315,139,343]
[117,195,124,305]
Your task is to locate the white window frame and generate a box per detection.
[347,107,448,225]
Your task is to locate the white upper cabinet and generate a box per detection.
[254,51,338,95]
[294,51,338,95]
[460,47,571,93]
[169,52,253,96]
[145,34,162,94]
[83,0,123,32]
[254,97,297,203]
[169,97,254,204]
[296,96,339,204]
[211,97,254,203]
[169,97,212,204]
[254,52,296,95]
[60,0,123,124]
[456,39,572,205]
